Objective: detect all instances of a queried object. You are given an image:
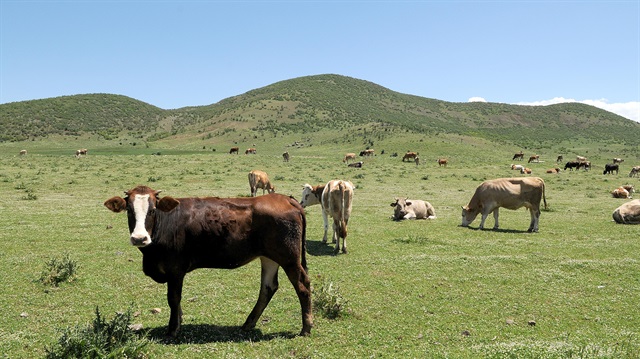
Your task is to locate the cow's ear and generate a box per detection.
[104,197,127,213]
[406,201,412,206]
[157,196,180,212]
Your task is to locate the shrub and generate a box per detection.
[313,277,349,319]
[39,253,78,287]
[44,307,149,359]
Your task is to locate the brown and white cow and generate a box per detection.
[104,186,312,338]
[437,158,448,167]
[520,167,532,174]
[512,151,524,161]
[629,166,640,178]
[300,180,354,254]
[611,186,632,199]
[461,177,548,232]
[359,149,374,157]
[577,161,591,171]
[229,147,239,154]
[19,149,27,156]
[390,198,436,220]
[511,164,525,171]
[612,199,640,224]
[576,155,587,162]
[342,153,356,163]
[546,168,561,174]
[75,148,88,158]
[402,152,418,162]
[245,148,257,155]
[283,151,290,162]
[347,161,363,168]
[613,158,624,164]
[527,155,540,163]
[248,170,275,197]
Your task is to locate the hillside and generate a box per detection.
[1,74,638,146]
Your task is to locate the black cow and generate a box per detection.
[564,161,580,171]
[104,186,312,338]
[348,161,363,168]
[603,163,619,175]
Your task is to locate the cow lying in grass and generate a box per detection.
[390,198,436,220]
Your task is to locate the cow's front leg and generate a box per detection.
[166,275,184,338]
[321,209,329,243]
[479,210,489,229]
[243,257,279,331]
[492,208,500,229]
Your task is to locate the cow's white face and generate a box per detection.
[130,194,153,247]
[299,184,320,208]
[461,206,479,226]
[392,198,410,219]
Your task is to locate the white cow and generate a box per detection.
[390,198,436,220]
[461,177,547,232]
[300,180,354,254]
[613,199,640,224]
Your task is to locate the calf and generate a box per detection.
[248,170,275,196]
[104,186,312,337]
[390,198,436,220]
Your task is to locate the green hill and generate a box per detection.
[1,74,638,147]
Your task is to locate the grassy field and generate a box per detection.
[1,133,639,358]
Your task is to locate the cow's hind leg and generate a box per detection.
[321,209,330,243]
[528,208,540,232]
[492,208,500,229]
[242,257,279,331]
[282,262,313,336]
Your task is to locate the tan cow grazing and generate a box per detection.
[248,170,275,197]
[283,151,290,162]
[613,199,640,224]
[19,149,27,156]
[629,166,640,178]
[611,187,632,199]
[402,152,418,162]
[390,198,436,220]
[229,147,239,154]
[437,158,448,167]
[461,177,548,232]
[300,180,354,255]
[528,155,540,163]
[576,155,587,162]
[613,158,624,164]
[245,148,257,155]
[546,168,561,174]
[343,153,356,163]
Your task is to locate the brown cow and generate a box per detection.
[300,180,354,254]
[229,147,239,154]
[75,148,88,158]
[461,177,547,232]
[248,170,275,196]
[527,155,540,163]
[512,151,524,161]
[402,152,418,162]
[19,149,27,156]
[104,186,312,337]
[245,148,257,155]
[520,167,532,174]
[437,158,448,167]
[612,186,632,199]
[556,155,563,163]
[613,199,640,224]
[342,153,356,163]
[546,168,561,174]
[359,149,374,157]
[283,151,290,162]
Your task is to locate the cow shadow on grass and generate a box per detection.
[461,226,531,234]
[306,240,339,256]
[147,324,296,344]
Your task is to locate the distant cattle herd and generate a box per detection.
[97,145,640,338]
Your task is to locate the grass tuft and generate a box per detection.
[39,253,78,287]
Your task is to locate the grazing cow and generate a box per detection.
[245,148,257,155]
[576,156,587,162]
[556,155,563,163]
[415,156,420,166]
[511,164,525,171]
[359,149,374,157]
[527,155,540,163]
[629,166,640,178]
[612,199,640,224]
[603,163,619,175]
[461,177,548,232]
[512,152,524,161]
[611,187,632,199]
[613,158,624,164]
[229,147,239,154]
[283,151,290,162]
[437,158,448,167]
[390,198,436,220]
[75,148,88,158]
[520,167,532,174]
[402,152,419,162]
[248,170,275,197]
[19,149,27,156]
[300,180,354,254]
[348,161,363,168]
[343,153,356,163]
[564,161,580,171]
[546,168,561,174]
[577,161,591,171]
[103,186,312,338]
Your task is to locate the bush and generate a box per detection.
[44,307,149,359]
[313,277,349,319]
[39,253,78,287]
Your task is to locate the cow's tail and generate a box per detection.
[339,182,348,239]
[541,178,548,210]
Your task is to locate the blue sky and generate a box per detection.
[1,1,639,122]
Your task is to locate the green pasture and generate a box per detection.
[1,135,639,358]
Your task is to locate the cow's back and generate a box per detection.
[613,199,640,224]
[475,177,544,208]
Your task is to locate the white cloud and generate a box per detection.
[468,97,487,103]
[515,97,640,123]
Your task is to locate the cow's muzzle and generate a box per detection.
[130,235,151,247]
